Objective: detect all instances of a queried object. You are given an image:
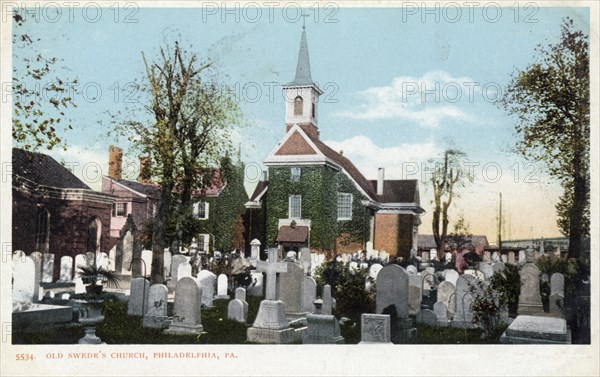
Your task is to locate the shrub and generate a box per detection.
[489,264,521,316]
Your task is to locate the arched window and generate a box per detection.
[35,207,50,253]
[294,96,303,115]
[311,102,316,118]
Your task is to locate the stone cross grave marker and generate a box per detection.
[256,247,288,301]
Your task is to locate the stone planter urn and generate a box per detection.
[73,298,106,345]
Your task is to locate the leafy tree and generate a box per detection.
[430,149,471,259]
[118,41,240,283]
[499,18,589,258]
[12,11,77,151]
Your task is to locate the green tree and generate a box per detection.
[430,149,470,259]
[500,18,589,258]
[12,11,77,151]
[120,41,240,283]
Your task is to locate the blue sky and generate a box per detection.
[12,4,590,241]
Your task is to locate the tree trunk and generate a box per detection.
[151,180,172,284]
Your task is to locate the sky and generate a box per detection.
[11,3,591,242]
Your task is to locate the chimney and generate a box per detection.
[138,156,152,184]
[262,170,268,182]
[108,145,123,180]
[377,167,385,196]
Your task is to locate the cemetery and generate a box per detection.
[11,241,590,345]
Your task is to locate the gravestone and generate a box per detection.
[250,239,261,268]
[369,263,383,280]
[508,252,515,265]
[58,256,73,282]
[177,262,192,281]
[127,277,150,316]
[74,254,87,278]
[492,251,500,262]
[408,274,422,316]
[492,261,505,274]
[96,252,110,271]
[518,263,544,315]
[501,254,508,264]
[416,309,437,325]
[437,281,456,318]
[322,284,333,315]
[120,230,135,274]
[549,273,565,317]
[163,250,172,277]
[359,314,392,344]
[169,254,188,289]
[500,315,571,344]
[379,251,390,262]
[227,299,247,323]
[406,265,417,275]
[165,277,204,335]
[302,276,317,312]
[434,301,448,322]
[376,265,409,319]
[299,247,312,275]
[141,249,153,275]
[453,274,478,326]
[13,255,35,304]
[464,269,484,281]
[235,287,249,318]
[348,261,359,275]
[444,269,459,287]
[478,263,494,280]
[247,248,296,344]
[215,274,230,299]
[197,270,216,307]
[277,261,304,315]
[445,252,453,263]
[483,251,491,262]
[421,251,430,262]
[30,251,43,302]
[247,271,264,297]
[42,253,55,283]
[143,284,170,329]
[421,271,435,291]
[518,250,526,264]
[303,307,344,344]
[108,246,116,271]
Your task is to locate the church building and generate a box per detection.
[245,27,424,260]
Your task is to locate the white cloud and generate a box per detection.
[323,135,440,179]
[334,70,479,128]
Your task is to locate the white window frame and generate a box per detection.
[288,195,302,219]
[113,202,127,217]
[290,167,301,182]
[193,201,209,220]
[337,193,353,220]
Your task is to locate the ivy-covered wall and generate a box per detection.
[266,164,371,253]
[196,158,248,252]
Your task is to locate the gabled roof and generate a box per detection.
[249,181,268,202]
[113,178,161,198]
[277,225,309,243]
[370,180,418,204]
[13,148,90,190]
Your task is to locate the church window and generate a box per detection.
[337,193,353,220]
[35,207,50,253]
[312,102,315,118]
[294,96,303,115]
[112,202,127,217]
[289,195,302,219]
[290,167,301,182]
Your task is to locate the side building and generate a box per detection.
[12,148,114,280]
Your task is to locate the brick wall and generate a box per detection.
[374,213,416,259]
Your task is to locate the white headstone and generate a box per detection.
[437,281,456,318]
[228,299,247,322]
[58,256,73,282]
[550,273,565,296]
[74,254,87,278]
[302,276,317,312]
[491,251,500,263]
[96,252,110,270]
[177,262,192,281]
[197,270,216,307]
[13,255,36,305]
[518,250,526,264]
[299,247,311,274]
[108,246,117,271]
[501,254,508,264]
[216,274,229,298]
[42,253,55,283]
[163,250,172,277]
[141,249,153,275]
[322,284,333,315]
[143,284,169,328]
[74,277,86,294]
[444,269,459,287]
[454,274,478,323]
[508,251,516,265]
[406,265,418,275]
[169,254,188,287]
[478,263,494,280]
[421,251,430,262]
[434,301,448,321]
[518,263,543,315]
[277,262,303,313]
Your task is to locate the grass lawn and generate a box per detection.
[13,296,505,344]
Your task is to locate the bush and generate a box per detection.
[489,264,521,316]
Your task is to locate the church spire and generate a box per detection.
[291,26,313,85]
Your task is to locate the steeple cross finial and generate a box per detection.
[301,11,309,30]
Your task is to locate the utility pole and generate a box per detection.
[496,192,503,250]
